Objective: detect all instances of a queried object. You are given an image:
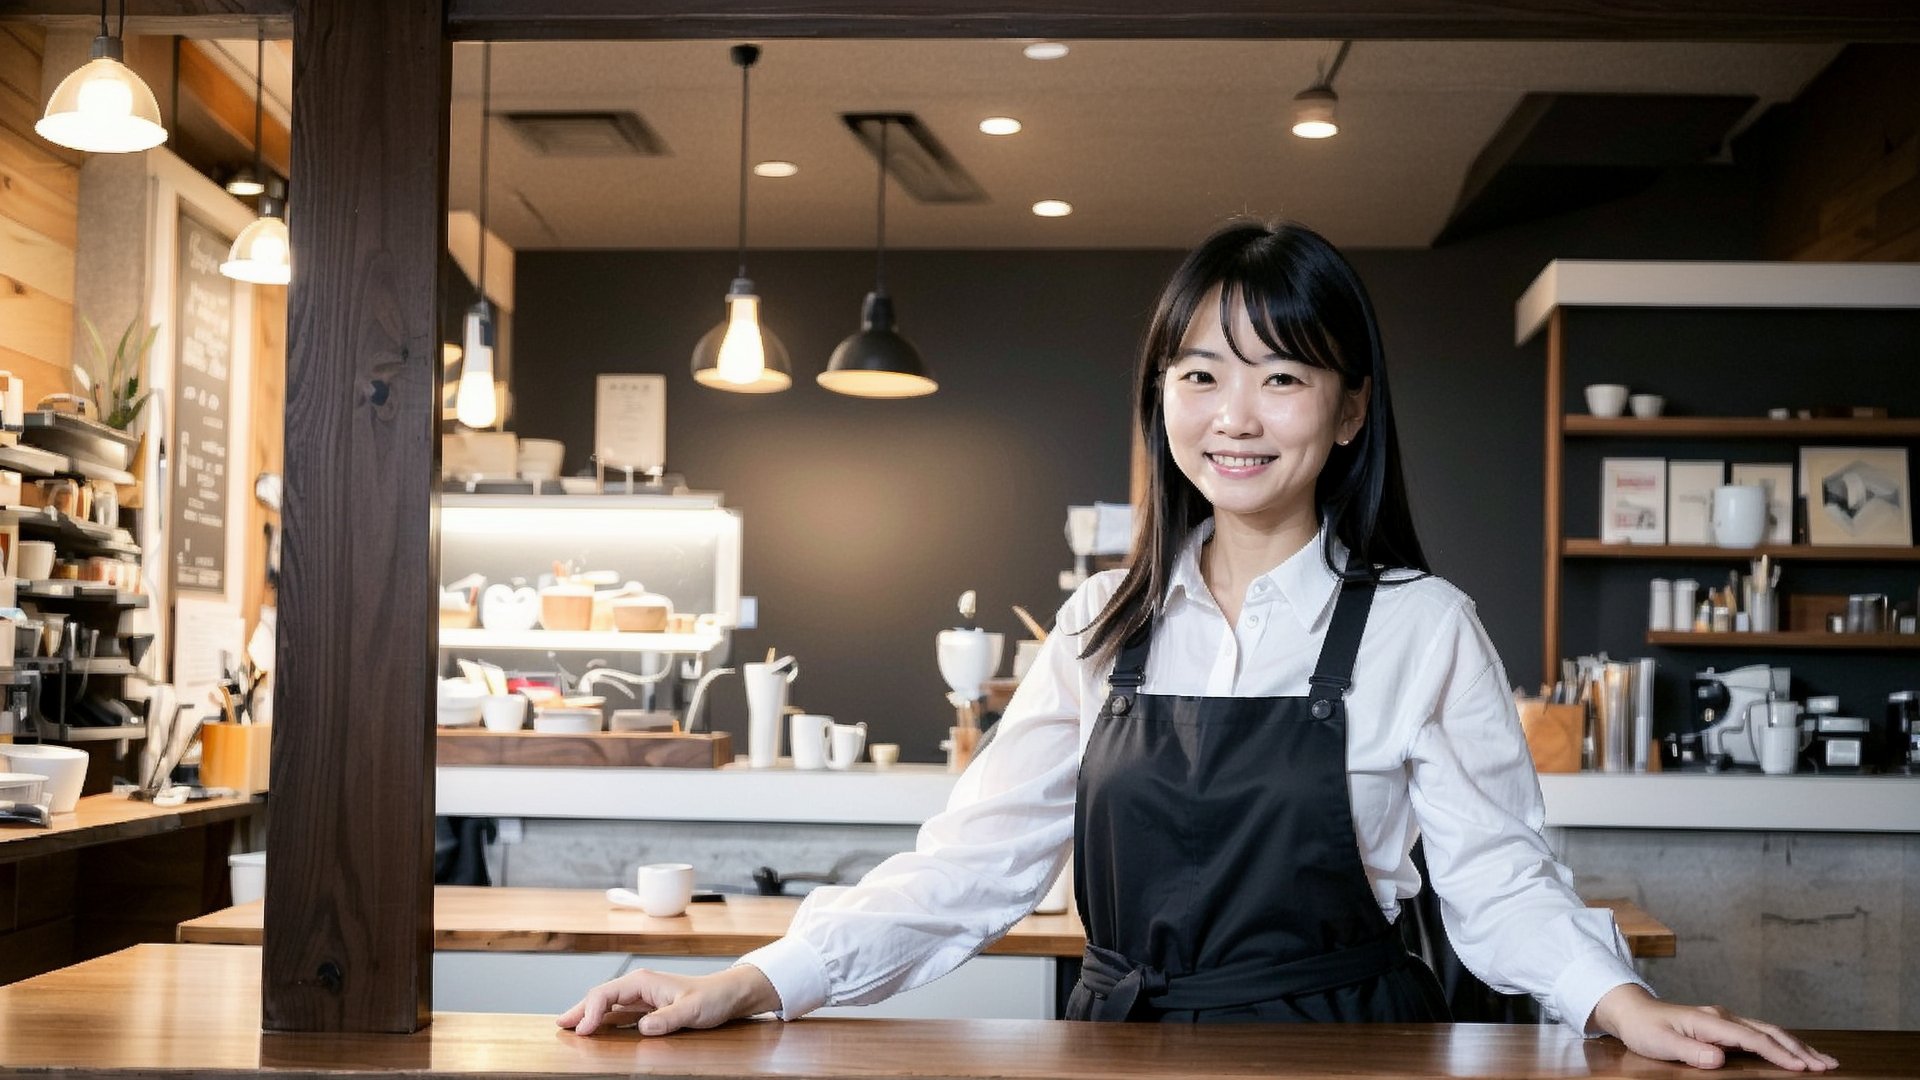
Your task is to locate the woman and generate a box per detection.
[561,221,1834,1072]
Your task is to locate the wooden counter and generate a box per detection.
[0,791,264,865]
[176,886,1676,960]
[5,944,1915,1079]
[1,792,266,986]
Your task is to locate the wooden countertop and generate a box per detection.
[0,791,265,865]
[177,886,1675,960]
[6,945,1915,1079]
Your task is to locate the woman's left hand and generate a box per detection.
[1591,984,1838,1072]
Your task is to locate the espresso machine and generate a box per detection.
[1888,691,1920,775]
[1686,665,1789,771]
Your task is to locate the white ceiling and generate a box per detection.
[220,38,1842,251]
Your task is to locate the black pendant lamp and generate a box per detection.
[818,117,937,398]
[690,44,791,393]
[224,32,266,197]
[455,41,499,428]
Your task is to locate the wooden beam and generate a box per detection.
[445,0,1920,42]
[0,2,292,37]
[177,40,292,180]
[266,0,445,1034]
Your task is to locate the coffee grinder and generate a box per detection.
[1685,665,1789,771]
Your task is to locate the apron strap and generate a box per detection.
[1307,555,1377,719]
[1103,622,1153,717]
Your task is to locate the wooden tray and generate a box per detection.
[436,729,731,768]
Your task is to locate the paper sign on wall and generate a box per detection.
[594,374,666,473]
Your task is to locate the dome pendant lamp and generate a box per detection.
[220,27,291,285]
[224,32,267,197]
[1290,40,1351,140]
[455,41,499,429]
[36,0,167,154]
[691,45,791,393]
[818,117,936,399]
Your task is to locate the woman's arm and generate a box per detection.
[1404,600,1833,1071]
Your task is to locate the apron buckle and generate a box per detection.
[1107,693,1133,717]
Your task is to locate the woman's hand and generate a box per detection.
[1592,984,1838,1071]
[558,964,781,1036]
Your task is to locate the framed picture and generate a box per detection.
[1601,458,1666,544]
[1799,446,1912,546]
[1731,462,1794,545]
[1666,461,1723,545]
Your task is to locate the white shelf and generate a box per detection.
[438,628,724,653]
[1538,773,1920,832]
[1515,259,1920,344]
[436,761,958,823]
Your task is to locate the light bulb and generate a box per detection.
[715,293,766,385]
[1291,88,1339,139]
[76,73,134,119]
[456,303,498,428]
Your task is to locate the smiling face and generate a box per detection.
[1161,285,1370,533]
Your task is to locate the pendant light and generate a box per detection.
[818,117,936,399]
[36,0,167,154]
[690,44,791,394]
[455,41,499,429]
[220,29,290,285]
[224,33,266,197]
[1290,41,1351,140]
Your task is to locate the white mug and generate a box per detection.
[826,721,868,770]
[1710,485,1769,548]
[635,862,695,917]
[1759,711,1803,776]
[17,540,56,582]
[743,659,799,768]
[789,713,831,770]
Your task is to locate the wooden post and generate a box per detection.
[1542,309,1564,680]
[264,0,447,1033]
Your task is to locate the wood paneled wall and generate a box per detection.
[0,23,79,407]
[1748,45,1920,263]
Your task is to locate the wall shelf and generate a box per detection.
[1646,631,1920,650]
[1563,416,1920,439]
[1563,538,1920,561]
[438,628,724,654]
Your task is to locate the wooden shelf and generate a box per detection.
[436,727,731,768]
[1647,631,1920,650]
[1563,415,1920,438]
[1564,538,1920,561]
[439,627,723,653]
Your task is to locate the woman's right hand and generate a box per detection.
[558,964,782,1036]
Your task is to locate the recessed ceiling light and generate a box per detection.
[753,160,799,177]
[1031,199,1072,218]
[1023,41,1069,61]
[978,116,1022,136]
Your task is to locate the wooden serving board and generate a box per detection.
[435,729,731,768]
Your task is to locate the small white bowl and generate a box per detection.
[1584,384,1629,418]
[533,707,602,734]
[0,744,88,812]
[516,438,565,481]
[1629,393,1665,419]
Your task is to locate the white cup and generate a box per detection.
[481,694,528,732]
[1710,484,1769,548]
[1583,383,1629,418]
[0,743,87,812]
[1628,394,1665,419]
[17,540,55,581]
[789,713,831,770]
[635,862,695,917]
[868,742,900,770]
[826,721,868,770]
[229,851,266,905]
[1759,705,1803,776]
[1013,639,1043,681]
[743,660,798,768]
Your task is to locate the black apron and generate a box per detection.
[1065,567,1450,1023]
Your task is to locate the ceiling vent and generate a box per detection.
[502,111,667,157]
[843,112,986,204]
[1433,92,1757,246]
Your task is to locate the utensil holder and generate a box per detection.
[1517,699,1583,773]
[201,722,271,794]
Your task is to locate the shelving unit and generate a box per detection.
[1646,631,1920,650]
[1522,259,1920,676]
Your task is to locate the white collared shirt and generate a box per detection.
[739,522,1646,1033]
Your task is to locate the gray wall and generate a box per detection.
[509,166,1770,761]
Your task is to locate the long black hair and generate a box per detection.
[1081,220,1428,663]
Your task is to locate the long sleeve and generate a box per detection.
[734,595,1096,1019]
[1401,598,1650,1035]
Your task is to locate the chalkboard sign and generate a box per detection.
[169,212,233,595]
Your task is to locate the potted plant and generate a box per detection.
[76,314,159,431]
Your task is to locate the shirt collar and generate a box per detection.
[1166,519,1349,632]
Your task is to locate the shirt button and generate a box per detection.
[1246,614,1261,626]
